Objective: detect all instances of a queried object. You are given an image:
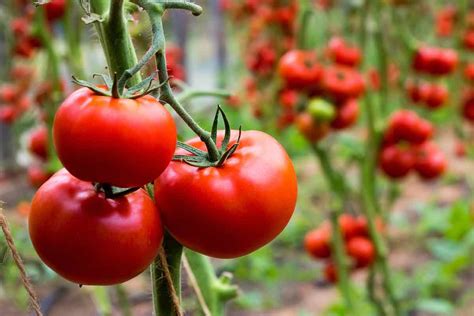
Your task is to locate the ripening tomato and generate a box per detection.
[154,130,297,259]
[414,142,447,180]
[27,165,52,188]
[353,216,385,237]
[53,87,177,188]
[386,110,433,144]
[28,126,48,160]
[327,36,362,67]
[331,99,359,130]
[29,169,162,285]
[379,144,415,179]
[322,66,365,101]
[304,226,331,259]
[324,262,338,283]
[346,237,375,268]
[278,50,324,90]
[412,46,458,76]
[296,113,330,143]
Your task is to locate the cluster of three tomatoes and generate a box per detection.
[29,87,297,285]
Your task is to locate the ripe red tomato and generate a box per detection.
[462,90,474,123]
[29,169,162,285]
[154,130,297,258]
[346,237,375,268]
[27,165,52,188]
[414,142,447,180]
[327,36,362,67]
[279,89,299,110]
[278,50,324,90]
[45,0,66,22]
[463,30,474,50]
[324,262,338,283]
[53,88,177,188]
[296,113,330,143]
[322,66,365,101]
[464,63,474,81]
[330,99,359,130]
[0,84,18,103]
[424,83,448,109]
[0,106,17,124]
[387,110,433,144]
[413,46,458,76]
[28,126,48,160]
[379,144,415,179]
[304,226,331,259]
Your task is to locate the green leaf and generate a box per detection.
[210,106,219,143]
[127,72,156,95]
[219,106,231,151]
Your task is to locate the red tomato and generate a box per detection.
[322,66,365,101]
[346,237,375,268]
[296,113,330,143]
[327,36,362,67]
[154,130,297,258]
[330,99,359,130]
[414,142,447,180]
[0,106,17,124]
[53,87,177,188]
[464,63,474,81]
[28,126,48,160]
[324,262,338,283]
[278,50,324,90]
[463,30,474,50]
[279,89,299,110]
[462,90,474,123]
[412,46,458,76]
[379,144,416,179]
[386,110,433,144]
[454,142,466,158]
[27,165,52,188]
[29,169,162,285]
[45,0,66,22]
[424,83,448,109]
[0,84,18,103]
[338,214,361,240]
[304,226,331,259]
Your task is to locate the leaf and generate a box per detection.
[127,73,156,94]
[176,141,207,156]
[417,299,454,314]
[211,106,219,143]
[219,106,231,151]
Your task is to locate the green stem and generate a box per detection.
[90,0,141,86]
[184,250,238,316]
[373,1,389,117]
[151,233,183,316]
[65,0,85,78]
[115,285,132,316]
[368,265,387,315]
[311,145,353,311]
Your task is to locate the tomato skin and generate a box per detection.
[330,99,359,130]
[379,144,415,179]
[45,0,66,22]
[304,226,331,259]
[28,126,48,160]
[414,142,447,180]
[327,37,361,67]
[278,50,324,90]
[53,88,177,188]
[296,113,330,143]
[27,166,52,188]
[424,84,448,109]
[29,169,162,285]
[387,110,433,144]
[464,30,474,50]
[324,262,338,283]
[154,130,297,259]
[322,66,365,101]
[412,46,458,76]
[464,63,474,81]
[462,90,474,123]
[346,237,375,268]
[0,106,17,124]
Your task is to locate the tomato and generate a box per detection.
[462,90,474,123]
[279,89,299,110]
[386,110,433,144]
[10,18,29,36]
[330,99,359,130]
[454,142,466,158]
[346,237,375,268]
[353,217,385,237]
[247,41,277,76]
[0,106,17,124]
[322,66,365,101]
[45,0,66,22]
[412,46,458,76]
[154,130,297,258]
[29,169,162,285]
[296,113,330,143]
[463,30,474,50]
[338,214,361,240]
[0,84,18,103]
[324,262,338,283]
[379,144,415,179]
[464,63,474,82]
[278,50,324,90]
[424,83,448,109]
[53,87,177,188]
[28,126,48,160]
[414,142,447,180]
[327,36,362,67]
[27,165,52,188]
[304,226,331,259]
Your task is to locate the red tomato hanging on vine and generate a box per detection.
[29,169,162,285]
[154,130,297,259]
[53,87,177,188]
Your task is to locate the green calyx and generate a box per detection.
[307,98,336,122]
[72,72,167,99]
[94,183,141,199]
[173,106,242,168]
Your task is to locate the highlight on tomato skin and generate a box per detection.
[28,169,163,286]
[154,130,298,259]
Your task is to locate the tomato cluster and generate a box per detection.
[406,81,448,109]
[379,110,446,180]
[276,37,365,141]
[304,214,382,283]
